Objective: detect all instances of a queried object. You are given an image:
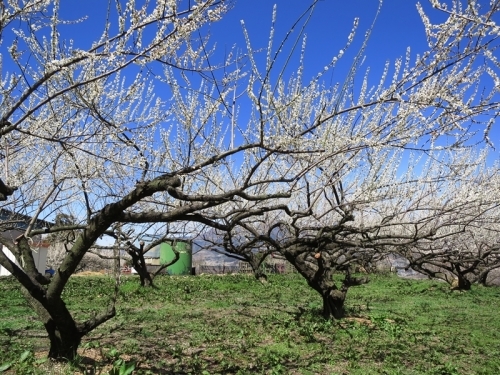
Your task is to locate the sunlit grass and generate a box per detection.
[1,273,499,374]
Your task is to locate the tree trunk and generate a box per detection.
[45,302,115,360]
[308,271,368,319]
[45,319,82,360]
[474,267,498,287]
[127,248,154,287]
[451,274,471,290]
[140,271,154,287]
[284,251,348,319]
[22,287,114,360]
[136,263,154,287]
[254,268,268,283]
[306,278,347,319]
[22,290,82,360]
[321,289,346,319]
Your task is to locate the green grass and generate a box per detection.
[1,273,499,374]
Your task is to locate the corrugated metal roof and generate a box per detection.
[0,208,53,230]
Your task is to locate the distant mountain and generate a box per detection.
[192,239,239,266]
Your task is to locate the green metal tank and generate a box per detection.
[159,240,192,275]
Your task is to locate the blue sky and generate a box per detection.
[36,0,498,241]
[207,0,433,80]
[206,0,498,159]
[221,0,499,155]
[26,0,500,165]
[57,0,440,88]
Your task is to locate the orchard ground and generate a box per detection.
[1,273,499,374]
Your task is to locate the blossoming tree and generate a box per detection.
[197,0,500,318]
[0,0,500,359]
[0,0,248,359]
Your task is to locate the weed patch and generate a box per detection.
[0,273,499,374]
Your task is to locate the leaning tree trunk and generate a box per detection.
[474,267,497,287]
[25,291,81,359]
[0,175,183,360]
[130,246,180,287]
[22,289,115,360]
[126,240,181,288]
[253,268,268,283]
[450,264,472,291]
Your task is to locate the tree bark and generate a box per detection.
[24,291,80,359]
[254,268,268,283]
[475,267,495,286]
[138,267,154,287]
[282,246,370,319]
[321,288,346,319]
[248,256,268,283]
[0,174,181,360]
[451,274,471,290]
[45,319,82,360]
[127,248,154,287]
[22,288,114,360]
[283,250,349,319]
[0,177,16,201]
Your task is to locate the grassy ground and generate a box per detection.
[0,273,499,374]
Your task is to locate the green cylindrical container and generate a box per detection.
[159,241,192,275]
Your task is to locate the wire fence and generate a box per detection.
[193,261,297,275]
